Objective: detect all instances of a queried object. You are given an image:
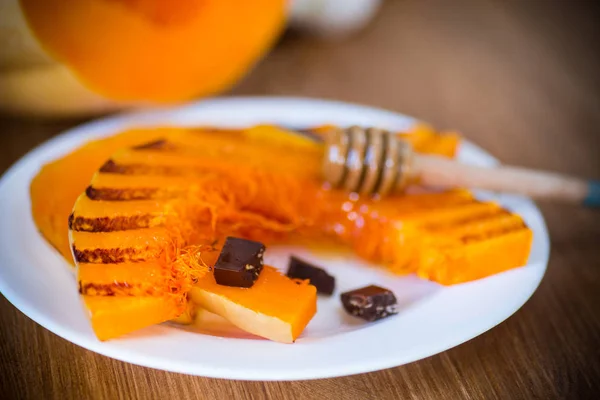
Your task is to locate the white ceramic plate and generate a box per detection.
[0,98,549,380]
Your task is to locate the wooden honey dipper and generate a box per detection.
[316,126,600,206]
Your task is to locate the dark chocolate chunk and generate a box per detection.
[287,256,335,295]
[214,237,265,288]
[340,285,398,321]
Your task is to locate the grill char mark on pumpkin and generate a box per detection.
[132,139,174,151]
[422,209,512,231]
[70,214,159,232]
[78,282,162,296]
[86,140,187,200]
[86,186,163,201]
[68,212,75,230]
[99,159,130,174]
[459,225,529,244]
[72,245,161,264]
[99,160,194,176]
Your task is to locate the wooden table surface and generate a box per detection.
[1,1,599,399]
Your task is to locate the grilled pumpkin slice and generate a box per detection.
[65,124,531,341]
[190,267,317,343]
[70,126,324,341]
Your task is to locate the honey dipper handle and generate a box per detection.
[411,154,600,206]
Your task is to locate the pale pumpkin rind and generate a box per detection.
[190,267,317,343]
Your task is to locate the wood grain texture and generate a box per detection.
[1,1,599,399]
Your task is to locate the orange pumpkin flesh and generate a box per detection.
[19,0,286,101]
[190,267,317,343]
[84,295,184,341]
[31,124,458,265]
[30,129,167,262]
[69,127,326,340]
[32,124,531,341]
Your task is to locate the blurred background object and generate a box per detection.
[0,0,381,117]
[1,0,288,117]
[289,0,382,38]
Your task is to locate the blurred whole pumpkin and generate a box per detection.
[0,0,381,117]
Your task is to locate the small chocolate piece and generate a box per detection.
[340,285,399,321]
[214,237,265,288]
[287,256,335,295]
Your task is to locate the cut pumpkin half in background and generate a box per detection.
[19,0,287,101]
[1,0,286,115]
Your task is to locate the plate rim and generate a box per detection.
[0,96,549,380]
